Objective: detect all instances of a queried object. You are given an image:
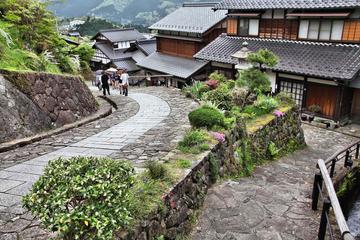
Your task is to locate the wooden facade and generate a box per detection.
[226,11,360,43]
[157,37,203,58]
[306,82,338,118]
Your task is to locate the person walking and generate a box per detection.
[101,71,110,96]
[121,69,129,97]
[115,69,123,94]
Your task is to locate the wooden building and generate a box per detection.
[195,0,360,121]
[137,2,227,88]
[90,28,156,72]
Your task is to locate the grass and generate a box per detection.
[177,129,211,154]
[176,159,192,169]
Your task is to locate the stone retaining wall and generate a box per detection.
[117,106,305,240]
[1,70,98,126]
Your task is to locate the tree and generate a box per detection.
[247,49,278,69]
[236,49,279,94]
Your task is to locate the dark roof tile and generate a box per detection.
[194,34,360,80]
[214,0,360,10]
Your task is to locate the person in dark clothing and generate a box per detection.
[101,71,110,96]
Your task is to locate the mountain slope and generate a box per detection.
[49,0,218,25]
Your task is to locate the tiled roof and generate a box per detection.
[95,43,133,60]
[93,28,145,43]
[150,3,227,34]
[137,39,157,55]
[194,34,360,80]
[113,59,140,72]
[214,0,360,10]
[137,52,208,79]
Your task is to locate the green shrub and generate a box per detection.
[188,106,225,129]
[247,49,279,68]
[203,84,234,110]
[182,81,209,100]
[178,129,210,154]
[275,92,295,106]
[176,159,192,169]
[308,104,322,113]
[268,141,280,158]
[254,95,279,112]
[23,157,134,240]
[145,161,168,180]
[209,153,220,182]
[209,71,228,83]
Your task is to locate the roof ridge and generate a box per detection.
[183,2,219,7]
[224,35,360,48]
[100,28,136,33]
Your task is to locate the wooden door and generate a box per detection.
[306,82,338,118]
[351,89,360,121]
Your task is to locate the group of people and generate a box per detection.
[96,69,130,97]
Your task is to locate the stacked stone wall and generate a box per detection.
[117,106,305,240]
[1,70,97,126]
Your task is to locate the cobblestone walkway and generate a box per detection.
[192,125,359,240]
[0,86,196,239]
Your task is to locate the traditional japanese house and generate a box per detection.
[194,0,360,121]
[137,2,227,88]
[90,28,148,72]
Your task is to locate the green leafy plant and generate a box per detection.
[202,83,234,110]
[145,161,168,180]
[242,95,279,117]
[23,157,134,240]
[236,141,253,177]
[177,129,210,154]
[182,81,209,100]
[188,105,225,129]
[208,71,228,83]
[268,141,280,158]
[308,104,322,114]
[275,92,295,106]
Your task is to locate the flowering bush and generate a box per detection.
[206,79,219,90]
[211,132,225,143]
[273,110,285,117]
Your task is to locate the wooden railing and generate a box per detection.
[312,140,360,240]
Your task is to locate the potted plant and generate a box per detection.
[308,104,322,122]
[301,113,308,121]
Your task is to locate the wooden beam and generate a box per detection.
[317,159,355,240]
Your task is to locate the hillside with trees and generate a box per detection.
[0,0,94,75]
[49,0,218,26]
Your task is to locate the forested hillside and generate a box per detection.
[49,0,218,26]
[0,0,94,75]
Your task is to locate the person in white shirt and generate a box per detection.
[121,69,130,96]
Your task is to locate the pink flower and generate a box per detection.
[274,110,285,118]
[211,132,225,143]
[170,198,176,209]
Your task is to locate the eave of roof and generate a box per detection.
[194,34,360,81]
[149,4,227,34]
[214,0,360,10]
[137,52,208,79]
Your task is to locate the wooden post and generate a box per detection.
[330,158,336,178]
[344,150,353,168]
[356,143,360,159]
[312,173,323,210]
[318,198,331,240]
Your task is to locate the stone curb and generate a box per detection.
[99,95,118,110]
[0,103,113,154]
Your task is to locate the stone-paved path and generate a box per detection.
[191,125,359,240]
[0,86,196,239]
